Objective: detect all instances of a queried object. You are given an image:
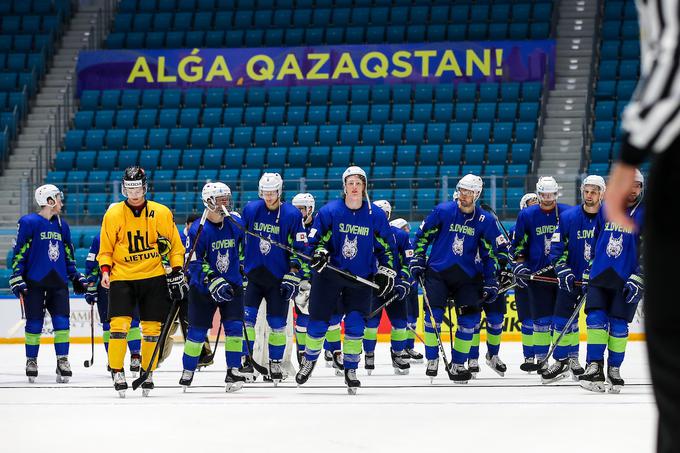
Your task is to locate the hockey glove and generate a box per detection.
[374,266,396,298]
[9,274,27,299]
[482,278,499,303]
[555,265,576,294]
[623,274,644,305]
[310,248,330,273]
[208,276,234,305]
[71,273,88,295]
[392,278,411,301]
[499,266,514,288]
[167,268,188,301]
[84,283,98,305]
[409,256,426,281]
[294,280,311,313]
[280,271,302,301]
[512,262,531,289]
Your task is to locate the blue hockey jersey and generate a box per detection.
[549,205,599,277]
[241,200,307,279]
[307,199,396,278]
[85,234,101,283]
[392,225,413,281]
[512,203,572,272]
[414,202,506,279]
[188,216,245,293]
[12,213,78,286]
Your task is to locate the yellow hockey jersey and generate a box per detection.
[97,200,185,281]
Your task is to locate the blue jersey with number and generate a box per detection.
[549,205,599,277]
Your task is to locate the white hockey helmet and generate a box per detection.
[202,182,232,213]
[581,175,606,194]
[342,166,367,186]
[35,184,63,207]
[374,199,392,219]
[536,176,559,202]
[634,169,644,186]
[390,218,408,229]
[258,172,283,198]
[519,192,539,210]
[292,192,315,213]
[456,174,483,201]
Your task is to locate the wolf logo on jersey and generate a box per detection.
[584,241,592,262]
[216,249,230,274]
[452,234,464,256]
[606,234,624,258]
[342,235,358,260]
[259,237,271,256]
[544,235,551,256]
[48,240,60,262]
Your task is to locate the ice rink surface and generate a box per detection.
[0,341,656,452]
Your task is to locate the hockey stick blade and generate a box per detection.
[537,293,587,369]
[84,303,95,367]
[241,320,269,376]
[419,277,456,381]
[367,292,399,318]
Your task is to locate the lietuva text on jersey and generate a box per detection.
[97,201,185,281]
[589,203,644,287]
[512,203,572,271]
[306,200,396,278]
[241,200,307,278]
[549,205,599,276]
[188,216,245,293]
[413,202,506,279]
[12,213,78,287]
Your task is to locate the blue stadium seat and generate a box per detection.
[159,109,178,128]
[362,125,382,146]
[511,144,532,164]
[74,111,93,129]
[391,104,410,123]
[212,127,232,148]
[88,170,110,193]
[161,149,181,168]
[352,146,373,167]
[396,145,416,163]
[433,104,453,122]
[500,83,520,102]
[487,144,509,165]
[393,166,414,189]
[76,151,97,171]
[106,130,126,150]
[476,103,496,122]
[371,104,390,124]
[306,167,327,190]
[119,150,139,169]
[180,108,200,128]
[139,149,159,168]
[267,147,287,169]
[288,147,308,167]
[465,144,485,165]
[383,124,403,145]
[254,126,275,147]
[419,144,440,165]
[374,146,394,166]
[413,104,432,123]
[328,105,348,124]
[55,152,75,171]
[276,126,296,147]
[224,148,245,167]
[371,166,393,189]
[515,123,536,143]
[86,130,105,150]
[203,148,224,167]
[182,149,202,168]
[169,128,190,148]
[519,103,539,122]
[206,88,225,107]
[297,125,318,146]
[116,110,136,129]
[319,126,339,146]
[447,124,467,144]
[442,144,463,164]
[331,146,351,166]
[404,123,425,145]
[233,127,254,147]
[455,103,474,122]
[245,147,266,168]
[591,142,611,163]
[308,106,328,125]
[522,82,542,102]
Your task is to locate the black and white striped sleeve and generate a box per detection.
[620,0,680,165]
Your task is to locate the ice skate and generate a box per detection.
[129,353,141,378]
[569,357,585,381]
[391,349,410,375]
[448,363,472,384]
[520,357,540,373]
[296,346,304,367]
[485,353,507,377]
[324,349,333,367]
[364,352,375,375]
[141,372,154,397]
[404,348,424,363]
[426,358,439,383]
[467,358,480,378]
[179,369,194,392]
[579,361,606,393]
[26,358,38,383]
[111,370,127,398]
[536,358,549,376]
[331,351,344,377]
[295,357,316,386]
[55,357,72,384]
[606,365,624,394]
[239,356,256,383]
[541,359,570,384]
[269,359,283,386]
[225,368,246,393]
[344,368,360,395]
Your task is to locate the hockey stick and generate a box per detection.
[406,325,426,345]
[200,323,222,367]
[133,209,208,390]
[446,298,455,363]
[83,303,95,367]
[537,292,587,369]
[367,292,400,318]
[221,206,379,290]
[7,294,27,337]
[241,319,270,376]
[480,203,512,242]
[419,277,455,380]
[496,264,555,294]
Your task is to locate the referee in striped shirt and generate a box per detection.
[606,2,680,452]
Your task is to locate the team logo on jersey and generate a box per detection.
[544,235,551,256]
[342,236,358,260]
[584,242,592,262]
[606,234,623,258]
[452,235,464,256]
[216,249,230,274]
[48,240,60,262]
[259,237,271,256]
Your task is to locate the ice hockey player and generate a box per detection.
[241,173,307,384]
[509,193,540,372]
[291,192,315,365]
[511,176,571,374]
[578,170,644,393]
[542,175,605,384]
[390,218,424,362]
[179,183,248,392]
[363,200,412,375]
[10,184,88,383]
[295,166,397,394]
[84,210,142,376]
[410,174,505,383]
[98,167,186,397]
